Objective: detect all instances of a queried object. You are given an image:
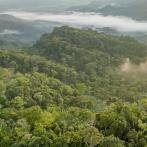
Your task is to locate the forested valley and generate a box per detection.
[0,26,147,147]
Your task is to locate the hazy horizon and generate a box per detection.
[2,11,147,33]
[0,0,147,44]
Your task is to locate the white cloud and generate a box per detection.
[121,58,147,75]
[0,29,20,35]
[1,11,147,33]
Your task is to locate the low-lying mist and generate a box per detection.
[0,29,20,35]
[120,58,147,76]
[1,11,147,33]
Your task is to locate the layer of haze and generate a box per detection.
[0,0,93,11]
[2,11,147,33]
[0,29,20,35]
[121,58,147,75]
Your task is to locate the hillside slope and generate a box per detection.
[32,26,147,101]
[0,14,60,46]
[0,27,147,146]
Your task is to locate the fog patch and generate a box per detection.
[0,29,20,35]
[120,58,147,75]
[1,11,147,33]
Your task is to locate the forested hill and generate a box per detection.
[34,26,147,70]
[33,26,147,102]
[0,26,147,146]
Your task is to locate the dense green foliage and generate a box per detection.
[0,26,147,146]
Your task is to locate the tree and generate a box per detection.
[99,136,125,147]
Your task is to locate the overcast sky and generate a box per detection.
[0,0,94,12]
[0,0,136,11]
[0,0,92,7]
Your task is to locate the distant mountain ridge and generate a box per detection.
[70,0,147,20]
[0,14,61,44]
[0,0,92,12]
